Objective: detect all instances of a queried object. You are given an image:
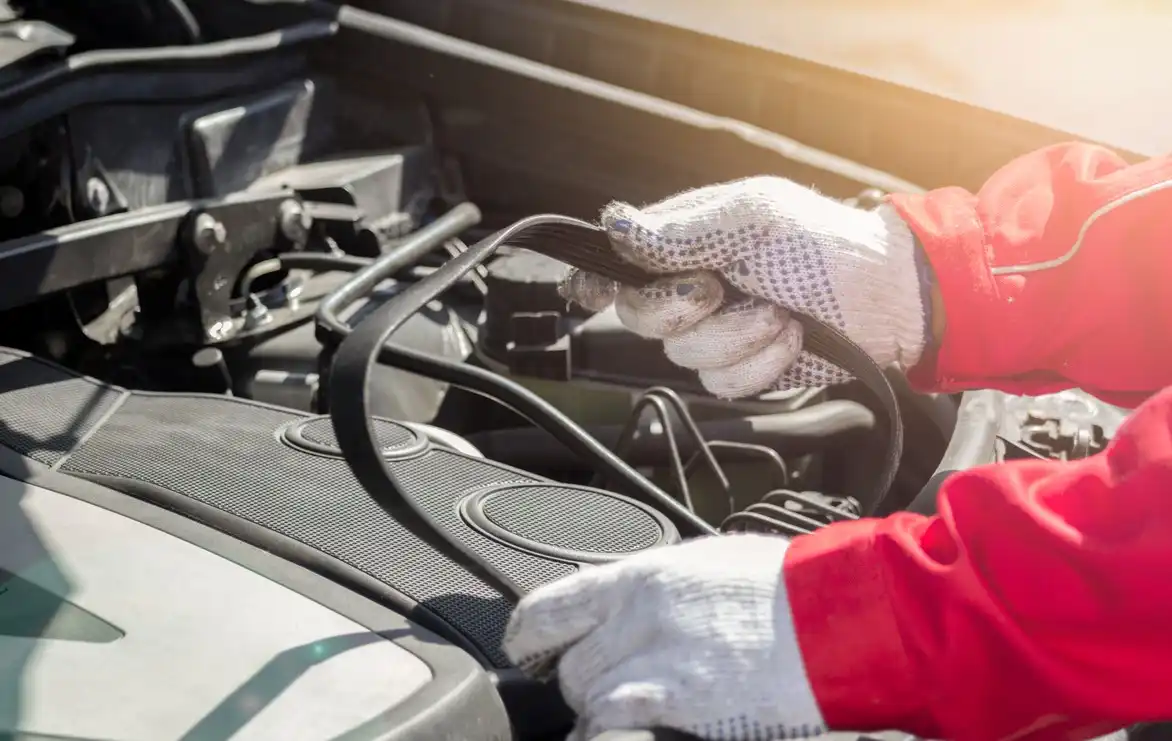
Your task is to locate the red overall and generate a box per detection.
[784,143,1172,740]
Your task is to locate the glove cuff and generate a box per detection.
[818,203,928,370]
[876,203,931,370]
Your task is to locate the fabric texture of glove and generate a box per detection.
[560,177,928,398]
[502,534,825,741]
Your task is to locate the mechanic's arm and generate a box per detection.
[894,142,1172,407]
[506,412,1172,741]
[789,383,1172,739]
[790,143,1172,740]
[506,145,1172,741]
[798,147,1172,738]
[508,404,1172,741]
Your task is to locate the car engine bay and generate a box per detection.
[0,2,1135,740]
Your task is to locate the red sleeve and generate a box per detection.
[783,384,1172,741]
[887,142,1172,409]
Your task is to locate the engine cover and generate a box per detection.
[0,473,509,740]
[0,348,677,670]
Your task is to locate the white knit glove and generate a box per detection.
[561,177,928,398]
[503,535,825,741]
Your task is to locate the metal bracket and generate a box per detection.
[0,189,294,343]
[180,192,292,342]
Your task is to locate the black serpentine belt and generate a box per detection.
[329,215,901,602]
[330,209,714,603]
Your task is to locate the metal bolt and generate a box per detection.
[243,296,273,330]
[278,199,311,246]
[85,177,111,216]
[205,319,233,342]
[284,281,304,313]
[192,213,227,253]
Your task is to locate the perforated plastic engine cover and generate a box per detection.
[0,348,673,667]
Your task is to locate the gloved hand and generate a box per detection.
[503,534,825,741]
[561,177,931,398]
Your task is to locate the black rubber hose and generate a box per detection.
[907,390,1002,515]
[280,253,372,272]
[322,215,716,542]
[280,252,483,292]
[315,209,483,330]
[465,400,876,470]
[160,0,201,42]
[373,343,715,539]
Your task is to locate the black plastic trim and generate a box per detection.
[0,20,336,142]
